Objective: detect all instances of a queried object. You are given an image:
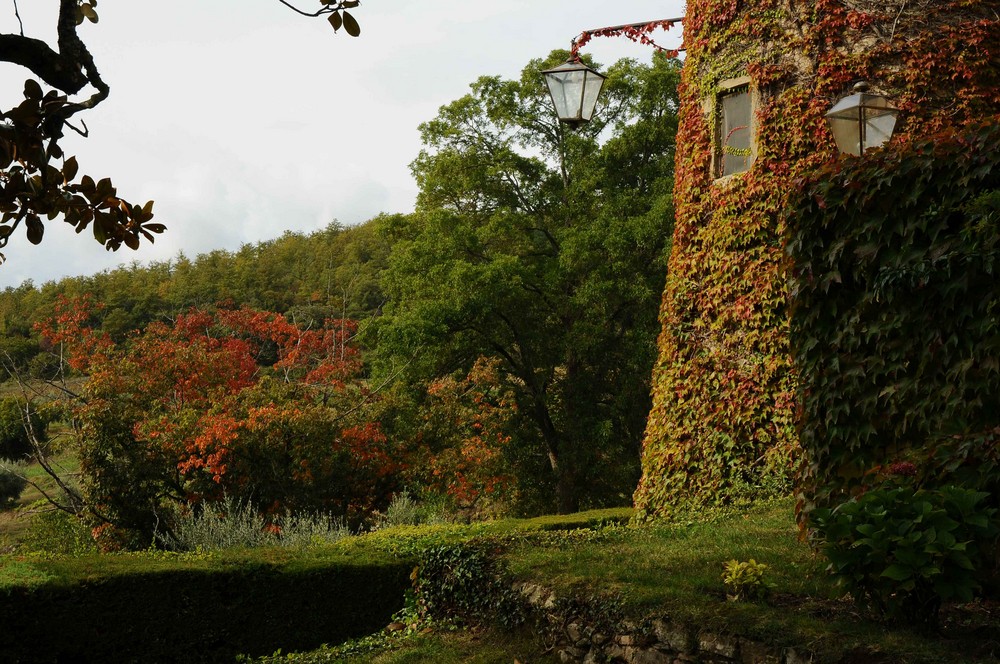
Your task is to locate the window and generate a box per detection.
[711,77,756,179]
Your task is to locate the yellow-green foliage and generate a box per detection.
[722,558,770,600]
[635,0,1000,517]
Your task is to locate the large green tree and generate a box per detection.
[376,51,680,513]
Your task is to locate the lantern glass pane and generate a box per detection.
[826,91,899,155]
[580,72,604,121]
[544,68,586,121]
[829,115,863,156]
[863,110,898,151]
[718,87,752,176]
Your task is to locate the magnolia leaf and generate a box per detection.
[342,11,360,37]
[342,1,360,6]
[328,12,343,32]
[23,80,43,101]
[25,215,44,245]
[63,156,79,182]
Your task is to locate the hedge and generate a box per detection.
[0,551,411,663]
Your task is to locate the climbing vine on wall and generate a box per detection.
[634,0,1000,517]
[788,119,1000,521]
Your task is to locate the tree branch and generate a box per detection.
[0,33,87,93]
[276,0,358,18]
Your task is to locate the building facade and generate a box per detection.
[634,0,1000,516]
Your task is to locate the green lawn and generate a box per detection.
[242,500,999,663]
[0,446,82,551]
[502,500,999,664]
[3,491,997,663]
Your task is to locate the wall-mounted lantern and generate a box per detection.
[542,18,682,129]
[541,59,607,129]
[825,82,899,156]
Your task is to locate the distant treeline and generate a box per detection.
[0,218,391,373]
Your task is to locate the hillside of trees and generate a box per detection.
[0,52,680,547]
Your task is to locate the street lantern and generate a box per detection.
[541,18,682,129]
[541,59,606,129]
[825,82,899,156]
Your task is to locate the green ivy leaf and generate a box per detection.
[880,564,912,581]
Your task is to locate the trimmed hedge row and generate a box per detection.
[0,553,411,663]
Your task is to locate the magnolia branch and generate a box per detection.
[275,0,360,18]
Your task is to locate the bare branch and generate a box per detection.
[12,0,23,36]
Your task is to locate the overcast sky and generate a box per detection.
[0,0,685,289]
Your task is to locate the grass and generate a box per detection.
[236,499,999,663]
[0,558,54,589]
[2,486,997,663]
[249,628,558,663]
[504,499,1000,664]
[359,630,556,664]
[0,445,82,551]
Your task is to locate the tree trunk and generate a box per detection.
[540,422,578,514]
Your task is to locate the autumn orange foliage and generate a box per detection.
[38,298,397,546]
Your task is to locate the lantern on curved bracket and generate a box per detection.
[541,59,607,129]
[825,82,899,156]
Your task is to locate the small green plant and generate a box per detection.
[375,491,450,529]
[722,558,771,601]
[274,511,351,549]
[160,497,274,551]
[0,461,28,506]
[412,542,527,629]
[21,507,98,555]
[811,485,998,626]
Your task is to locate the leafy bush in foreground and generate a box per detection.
[812,485,998,626]
[412,542,527,629]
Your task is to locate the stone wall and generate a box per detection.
[517,582,815,664]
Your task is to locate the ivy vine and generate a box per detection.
[634,0,1000,518]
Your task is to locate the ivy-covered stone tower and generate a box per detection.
[634,0,1000,517]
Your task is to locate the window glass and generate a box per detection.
[718,87,752,177]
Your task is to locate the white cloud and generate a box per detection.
[0,0,684,288]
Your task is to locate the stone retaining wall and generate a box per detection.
[516,583,815,664]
